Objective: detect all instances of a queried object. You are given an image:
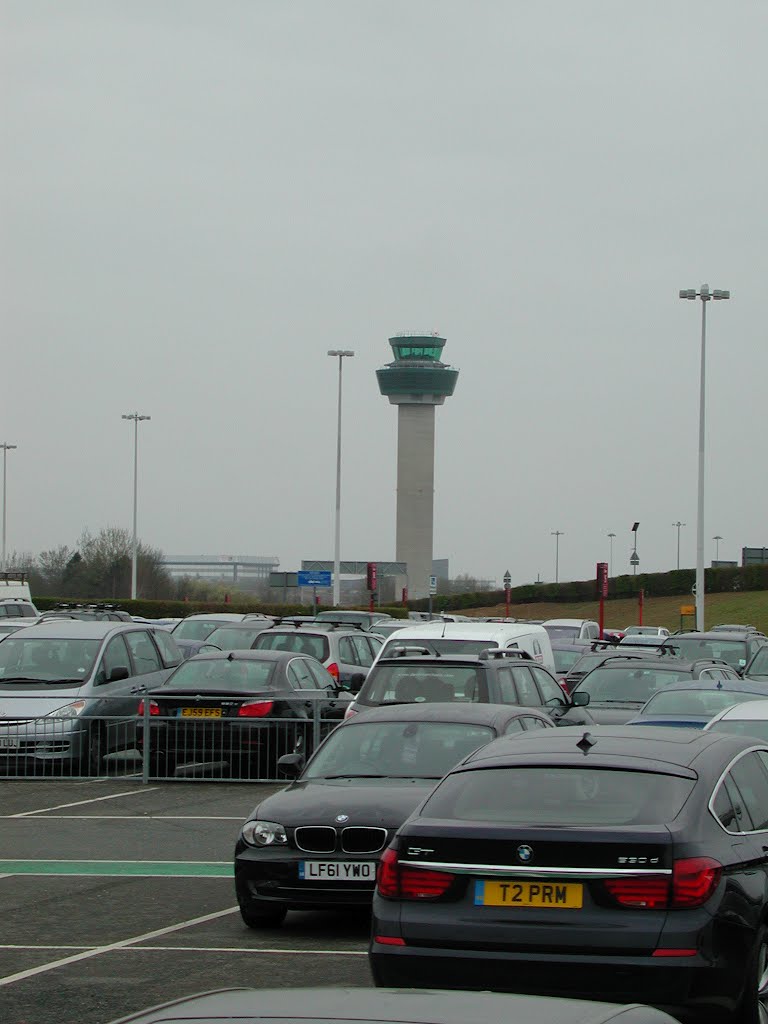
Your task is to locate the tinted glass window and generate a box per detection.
[206,627,265,651]
[579,667,693,703]
[255,632,329,662]
[152,629,182,668]
[496,667,518,703]
[382,639,499,658]
[724,774,755,831]
[504,718,525,735]
[97,635,131,684]
[162,658,275,691]
[710,719,768,743]
[361,664,484,705]
[509,667,540,706]
[172,620,222,641]
[543,626,580,642]
[529,665,565,704]
[423,767,695,826]
[523,716,550,730]
[0,637,101,685]
[287,658,317,689]
[305,721,494,780]
[306,660,333,689]
[338,637,358,665]
[712,781,739,831]
[730,753,768,831]
[125,632,161,675]
[553,649,583,674]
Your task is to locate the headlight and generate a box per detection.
[45,701,87,719]
[241,820,287,847]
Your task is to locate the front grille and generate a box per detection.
[341,826,388,854]
[294,826,337,853]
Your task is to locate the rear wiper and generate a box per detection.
[320,774,389,779]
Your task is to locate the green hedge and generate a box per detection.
[33,597,410,620]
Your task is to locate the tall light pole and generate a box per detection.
[607,532,616,577]
[630,521,640,575]
[672,521,686,570]
[551,530,564,584]
[1,443,18,572]
[680,285,730,630]
[121,413,151,599]
[713,535,723,562]
[328,350,354,607]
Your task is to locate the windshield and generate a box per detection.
[0,637,102,684]
[162,658,275,691]
[665,636,747,670]
[254,632,329,661]
[748,648,768,679]
[361,663,483,705]
[305,721,494,780]
[172,620,225,641]
[205,627,266,651]
[577,666,694,703]
[642,688,761,717]
[422,767,695,826]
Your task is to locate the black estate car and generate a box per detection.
[234,701,555,928]
[370,726,768,1023]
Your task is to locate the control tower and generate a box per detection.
[376,333,459,600]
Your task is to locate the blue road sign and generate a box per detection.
[297,570,332,587]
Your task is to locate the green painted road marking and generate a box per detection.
[0,860,232,877]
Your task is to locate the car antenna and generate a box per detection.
[577,731,596,755]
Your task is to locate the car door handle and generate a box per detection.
[130,687,146,694]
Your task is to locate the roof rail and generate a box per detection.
[478,649,533,661]
[383,645,435,658]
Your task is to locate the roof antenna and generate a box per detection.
[577,732,596,755]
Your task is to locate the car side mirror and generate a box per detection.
[570,691,590,707]
[106,666,130,683]
[277,753,305,777]
[348,673,365,694]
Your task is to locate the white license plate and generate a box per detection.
[299,861,376,881]
[0,738,19,750]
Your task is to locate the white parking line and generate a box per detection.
[133,946,367,955]
[0,815,242,821]
[0,905,240,987]
[10,788,158,817]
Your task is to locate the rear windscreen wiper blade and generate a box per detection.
[321,774,389,779]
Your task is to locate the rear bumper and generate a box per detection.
[368,942,736,1023]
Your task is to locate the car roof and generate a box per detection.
[672,630,752,640]
[0,621,146,640]
[543,618,592,626]
[375,654,497,668]
[578,656,704,672]
[381,622,547,639]
[646,680,768,695]
[456,724,758,773]
[339,702,551,729]
[186,649,309,663]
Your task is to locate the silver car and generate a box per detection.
[0,621,182,774]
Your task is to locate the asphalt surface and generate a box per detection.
[0,779,372,1024]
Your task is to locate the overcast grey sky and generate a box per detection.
[2,1,766,588]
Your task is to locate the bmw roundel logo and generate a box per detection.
[517,844,534,863]
[335,814,350,823]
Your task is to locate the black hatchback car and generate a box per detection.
[370,726,768,1023]
[346,651,590,723]
[663,631,767,674]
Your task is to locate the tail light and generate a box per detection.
[238,700,274,718]
[137,699,159,716]
[326,662,340,681]
[377,847,454,900]
[344,704,358,720]
[604,857,721,910]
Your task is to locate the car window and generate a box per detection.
[510,667,540,706]
[360,664,484,704]
[287,658,317,689]
[124,631,162,675]
[579,667,693,703]
[522,715,550,730]
[350,635,374,667]
[529,665,565,704]
[151,629,182,668]
[338,636,358,665]
[729,752,768,831]
[306,660,333,689]
[256,632,329,661]
[96,635,132,685]
[712,780,739,832]
[503,718,525,735]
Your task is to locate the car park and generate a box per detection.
[542,618,601,643]
[705,699,768,742]
[105,987,681,1024]
[566,654,738,724]
[369,725,768,1022]
[136,649,350,778]
[346,650,590,723]
[0,621,183,774]
[627,678,764,728]
[372,622,555,672]
[234,701,555,927]
[663,630,767,673]
[253,623,383,687]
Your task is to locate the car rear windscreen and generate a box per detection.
[361,664,483,704]
[422,767,695,826]
[161,659,276,691]
[665,636,748,670]
[578,667,695,703]
[254,632,329,662]
[384,639,501,658]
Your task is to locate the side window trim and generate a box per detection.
[709,746,768,834]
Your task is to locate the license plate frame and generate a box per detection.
[475,879,583,909]
[299,861,377,882]
[179,707,222,719]
[0,738,19,750]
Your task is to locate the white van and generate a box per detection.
[0,574,38,616]
[371,622,555,672]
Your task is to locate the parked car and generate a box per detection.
[663,630,767,673]
[711,623,763,634]
[234,702,555,927]
[104,987,680,1024]
[203,623,273,651]
[314,610,393,629]
[705,698,768,742]
[566,655,737,724]
[744,645,768,682]
[627,678,764,728]
[372,622,555,672]
[551,643,589,686]
[542,618,601,643]
[253,624,382,687]
[619,635,672,648]
[0,598,38,619]
[624,626,670,637]
[370,725,768,1022]
[345,650,590,723]
[170,613,266,642]
[562,648,651,695]
[0,621,183,774]
[135,649,350,778]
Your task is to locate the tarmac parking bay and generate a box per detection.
[0,780,371,1024]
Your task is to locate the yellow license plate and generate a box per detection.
[180,707,222,718]
[475,879,583,909]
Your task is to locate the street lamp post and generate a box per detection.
[503,569,511,619]
[551,531,564,584]
[607,532,616,577]
[630,522,640,575]
[679,285,730,631]
[328,350,355,607]
[1,443,18,572]
[672,521,686,570]
[121,413,151,599]
[713,535,723,562]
